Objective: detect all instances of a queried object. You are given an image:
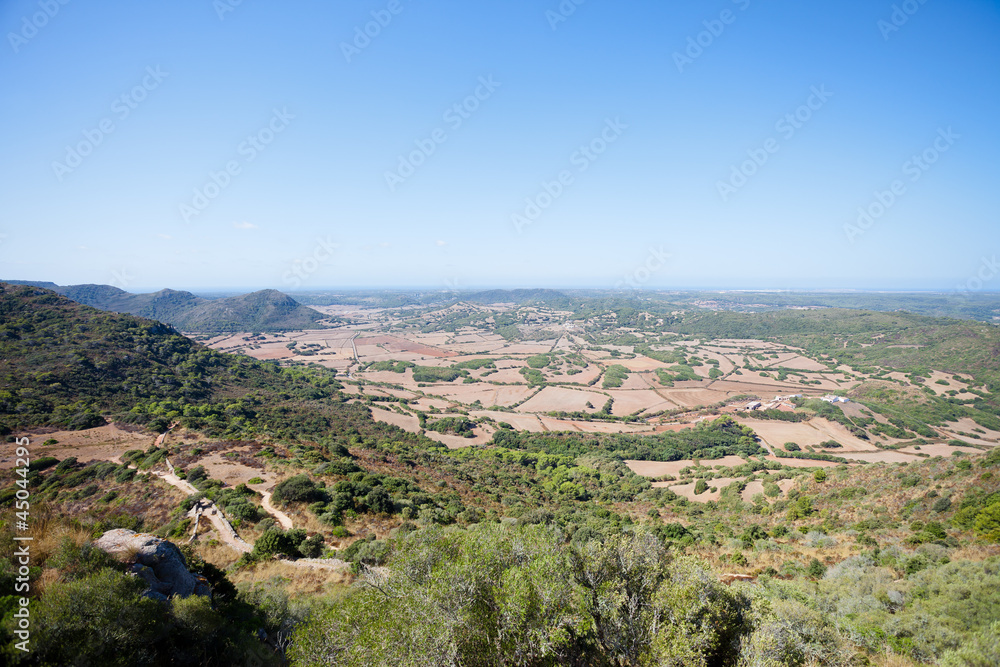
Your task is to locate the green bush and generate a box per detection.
[271,474,323,504]
[28,456,59,471]
[23,569,164,666]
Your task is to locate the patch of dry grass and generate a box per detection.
[230,559,354,596]
[869,651,920,667]
[192,537,243,569]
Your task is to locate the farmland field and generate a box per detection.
[205,296,1000,517]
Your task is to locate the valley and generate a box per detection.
[2,283,999,666]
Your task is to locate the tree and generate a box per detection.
[271,475,321,504]
[26,569,164,666]
[807,558,827,578]
[365,487,393,515]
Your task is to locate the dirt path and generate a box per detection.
[283,557,351,570]
[258,488,294,530]
[186,495,252,554]
[155,465,199,496]
[115,430,348,569]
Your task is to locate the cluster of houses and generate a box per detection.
[820,394,850,403]
[744,394,802,412]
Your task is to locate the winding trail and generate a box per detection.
[258,488,294,530]
[136,431,348,570]
[184,493,252,554]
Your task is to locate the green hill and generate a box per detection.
[2,285,999,666]
[0,284,396,444]
[2,281,327,332]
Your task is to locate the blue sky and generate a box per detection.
[1,0,998,292]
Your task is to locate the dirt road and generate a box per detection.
[186,496,252,554]
[114,431,348,569]
[258,488,294,530]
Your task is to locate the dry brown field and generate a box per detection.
[659,477,741,502]
[614,356,669,372]
[516,386,606,413]
[923,370,972,396]
[836,450,921,463]
[937,418,1000,446]
[762,455,839,468]
[356,335,456,358]
[601,389,674,416]
[898,443,982,457]
[1,424,155,468]
[741,478,795,501]
[538,418,654,434]
[734,417,879,452]
[471,411,547,432]
[199,449,269,487]
[626,455,749,478]
[370,407,421,433]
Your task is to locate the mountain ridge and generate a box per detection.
[1,280,327,332]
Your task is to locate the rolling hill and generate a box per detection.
[0,283,377,440]
[1,281,327,332]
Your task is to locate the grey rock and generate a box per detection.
[94,528,211,598]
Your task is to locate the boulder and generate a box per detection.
[93,528,211,598]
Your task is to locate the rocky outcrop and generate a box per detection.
[94,528,211,600]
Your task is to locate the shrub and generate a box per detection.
[225,502,260,523]
[272,474,322,504]
[28,456,59,471]
[185,465,207,486]
[932,496,952,513]
[299,534,325,558]
[26,569,164,666]
[252,528,299,559]
[939,621,1000,666]
[804,531,837,548]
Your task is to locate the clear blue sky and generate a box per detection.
[1,0,998,292]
